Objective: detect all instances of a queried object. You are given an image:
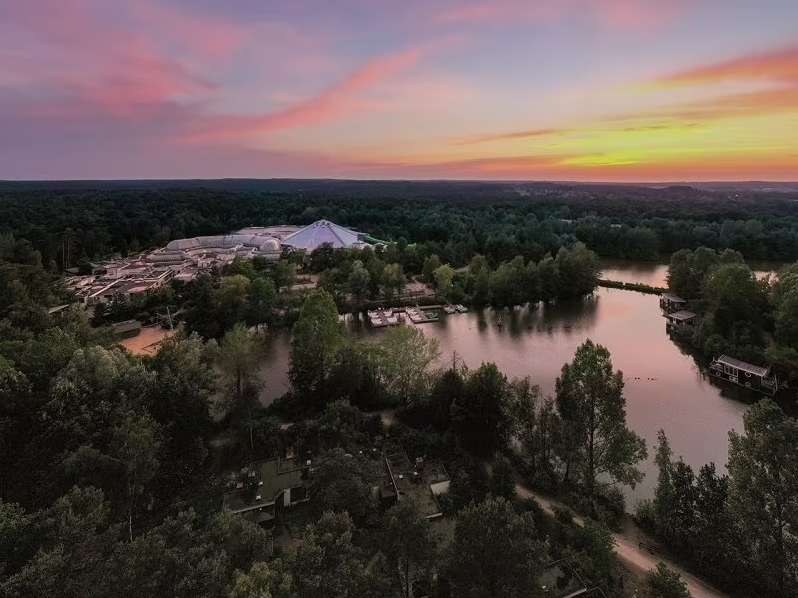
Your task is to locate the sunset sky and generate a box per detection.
[1,0,797,181]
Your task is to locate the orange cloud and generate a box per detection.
[452,128,572,145]
[184,46,427,142]
[655,44,798,87]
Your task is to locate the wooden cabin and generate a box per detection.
[709,355,778,395]
[665,310,697,332]
[660,292,687,314]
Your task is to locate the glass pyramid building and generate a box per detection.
[281,220,368,251]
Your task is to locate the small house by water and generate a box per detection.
[709,355,778,395]
[665,310,697,332]
[660,292,687,314]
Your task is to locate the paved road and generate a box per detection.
[515,484,727,598]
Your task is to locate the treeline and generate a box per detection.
[638,401,798,597]
[4,183,798,271]
[667,248,798,382]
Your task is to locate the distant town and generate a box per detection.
[64,220,372,308]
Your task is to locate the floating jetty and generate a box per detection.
[406,307,440,324]
[368,309,401,328]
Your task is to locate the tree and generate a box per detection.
[308,448,379,523]
[147,333,215,484]
[372,326,440,405]
[554,243,599,299]
[472,267,491,306]
[489,454,516,500]
[422,254,441,284]
[381,263,405,301]
[289,289,342,407]
[427,368,465,432]
[111,409,161,542]
[555,340,647,509]
[381,499,436,598]
[728,399,798,597]
[271,260,296,292]
[452,363,513,457]
[347,260,371,308]
[218,323,264,453]
[291,511,369,598]
[246,276,277,330]
[447,497,545,598]
[648,563,690,598]
[230,560,294,598]
[433,264,455,299]
[700,262,768,339]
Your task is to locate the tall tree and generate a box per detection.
[381,499,437,598]
[447,497,545,598]
[111,409,161,542]
[347,260,371,308]
[372,326,440,405]
[555,340,647,509]
[452,363,513,457]
[291,511,369,598]
[433,264,455,299]
[422,254,441,284]
[246,276,277,331]
[728,399,798,597]
[218,323,264,453]
[289,289,342,407]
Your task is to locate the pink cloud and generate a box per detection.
[655,44,798,87]
[0,0,224,120]
[183,46,428,142]
[453,128,573,145]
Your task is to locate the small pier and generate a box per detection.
[368,308,401,328]
[406,307,440,324]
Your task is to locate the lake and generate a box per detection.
[257,260,781,505]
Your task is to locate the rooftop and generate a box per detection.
[383,441,450,519]
[668,310,697,322]
[281,219,366,251]
[223,458,308,513]
[715,355,771,377]
[661,292,686,303]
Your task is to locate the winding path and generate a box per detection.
[514,484,727,598]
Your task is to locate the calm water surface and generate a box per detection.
[258,260,781,504]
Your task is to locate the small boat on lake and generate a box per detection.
[455,304,468,313]
[443,305,457,314]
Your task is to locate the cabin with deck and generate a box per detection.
[665,310,697,332]
[709,355,778,395]
[660,292,687,314]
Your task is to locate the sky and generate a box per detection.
[1,0,797,181]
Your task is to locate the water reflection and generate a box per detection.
[257,264,787,504]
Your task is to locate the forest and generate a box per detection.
[2,183,798,597]
[3,182,798,272]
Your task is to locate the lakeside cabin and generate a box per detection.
[665,310,697,332]
[709,355,778,395]
[660,292,687,314]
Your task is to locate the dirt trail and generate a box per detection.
[515,484,727,598]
